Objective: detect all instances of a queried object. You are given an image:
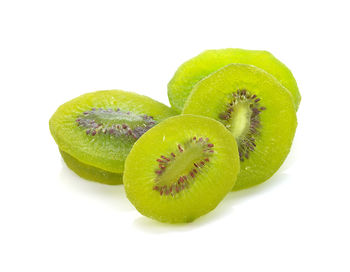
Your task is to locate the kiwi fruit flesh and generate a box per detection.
[182,64,297,190]
[123,114,240,223]
[168,48,300,112]
[60,149,123,185]
[49,90,176,184]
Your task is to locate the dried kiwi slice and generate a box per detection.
[168,48,300,112]
[49,90,176,184]
[183,64,297,190]
[60,150,123,185]
[123,115,240,223]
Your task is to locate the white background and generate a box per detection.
[1,1,349,271]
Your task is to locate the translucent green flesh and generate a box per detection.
[228,102,251,140]
[168,48,300,112]
[182,64,297,190]
[82,111,143,126]
[123,115,240,223]
[156,144,206,187]
[49,90,176,173]
[60,150,123,185]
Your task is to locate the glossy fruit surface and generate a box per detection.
[124,114,240,223]
[168,48,300,112]
[49,90,176,183]
[183,64,297,190]
[60,150,123,185]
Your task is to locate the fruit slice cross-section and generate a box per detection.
[49,90,176,184]
[183,64,297,190]
[123,115,240,223]
[168,48,300,112]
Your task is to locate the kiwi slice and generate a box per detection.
[168,48,300,112]
[123,115,240,223]
[182,64,297,190]
[60,149,123,185]
[49,90,176,184]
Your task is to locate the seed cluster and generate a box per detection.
[219,89,266,161]
[153,137,214,196]
[76,108,156,139]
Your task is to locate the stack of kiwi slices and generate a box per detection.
[50,48,299,223]
[49,90,176,184]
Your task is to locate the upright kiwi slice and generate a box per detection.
[123,115,240,223]
[183,64,297,190]
[168,48,300,112]
[49,90,176,184]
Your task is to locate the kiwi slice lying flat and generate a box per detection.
[60,150,123,185]
[123,115,240,223]
[168,48,300,112]
[49,90,176,184]
[183,64,297,190]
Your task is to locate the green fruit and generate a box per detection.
[183,64,297,190]
[49,90,176,184]
[60,150,123,185]
[123,115,240,223]
[168,48,300,112]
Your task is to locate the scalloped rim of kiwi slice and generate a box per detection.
[168,48,300,112]
[49,90,176,175]
[123,114,240,223]
[183,64,297,190]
